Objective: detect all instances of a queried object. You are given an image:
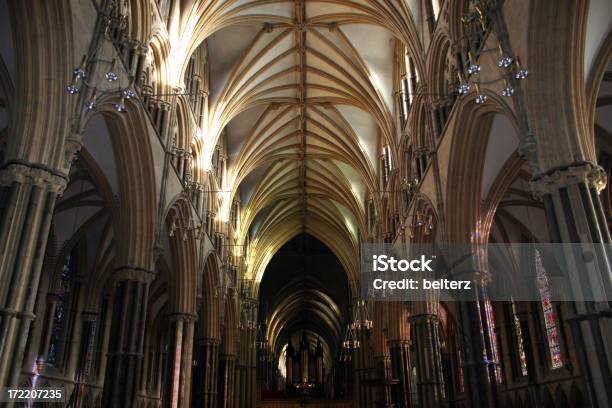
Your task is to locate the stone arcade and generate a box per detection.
[0,0,611,407]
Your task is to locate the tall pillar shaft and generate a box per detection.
[375,354,394,407]
[410,313,445,408]
[163,313,195,408]
[389,340,412,408]
[219,354,236,408]
[194,337,220,407]
[102,268,155,407]
[455,295,496,408]
[534,163,612,407]
[0,164,66,388]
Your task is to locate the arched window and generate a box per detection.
[231,199,240,228]
[425,0,442,33]
[366,198,376,233]
[398,47,419,127]
[381,145,392,187]
[483,297,502,383]
[510,300,528,376]
[159,0,172,25]
[44,250,79,368]
[535,249,563,369]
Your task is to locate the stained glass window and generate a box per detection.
[457,347,464,393]
[482,295,502,383]
[535,249,563,369]
[511,300,528,376]
[48,255,74,365]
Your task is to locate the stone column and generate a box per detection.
[193,337,220,407]
[101,267,155,407]
[455,291,497,408]
[21,289,55,380]
[0,164,67,388]
[219,354,237,408]
[444,246,498,408]
[354,327,374,408]
[410,305,445,408]
[533,163,612,407]
[40,294,60,362]
[374,354,394,408]
[163,313,195,408]
[389,340,412,408]
[235,327,256,408]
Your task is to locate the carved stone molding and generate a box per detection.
[197,337,221,347]
[0,163,68,194]
[517,132,539,173]
[63,131,84,171]
[531,162,607,197]
[113,266,156,283]
[167,312,197,322]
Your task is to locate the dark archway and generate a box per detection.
[258,234,350,400]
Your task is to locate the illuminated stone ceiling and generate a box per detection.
[180,0,423,282]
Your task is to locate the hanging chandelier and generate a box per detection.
[66,0,137,114]
[342,323,360,351]
[339,346,352,362]
[237,279,257,331]
[351,299,373,331]
[67,54,135,114]
[456,4,529,104]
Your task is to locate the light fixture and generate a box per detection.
[455,8,528,103]
[339,346,351,362]
[256,324,268,349]
[466,52,481,75]
[105,59,119,82]
[66,83,80,95]
[114,97,126,113]
[467,63,481,75]
[498,56,514,68]
[474,83,487,104]
[85,89,98,111]
[410,212,434,235]
[457,82,471,95]
[501,79,515,97]
[122,90,135,99]
[457,72,470,95]
[122,87,136,99]
[351,299,372,331]
[497,45,514,68]
[514,56,529,80]
[66,53,134,113]
[426,216,434,233]
[73,61,87,79]
[66,56,87,95]
[342,324,359,350]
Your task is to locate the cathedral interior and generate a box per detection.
[0,0,611,407]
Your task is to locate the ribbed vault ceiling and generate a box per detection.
[200,0,407,280]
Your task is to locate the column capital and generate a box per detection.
[532,162,607,196]
[388,339,410,348]
[197,337,221,346]
[81,311,98,322]
[62,131,84,171]
[220,353,237,361]
[167,312,197,322]
[0,162,68,194]
[518,132,539,173]
[113,266,156,283]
